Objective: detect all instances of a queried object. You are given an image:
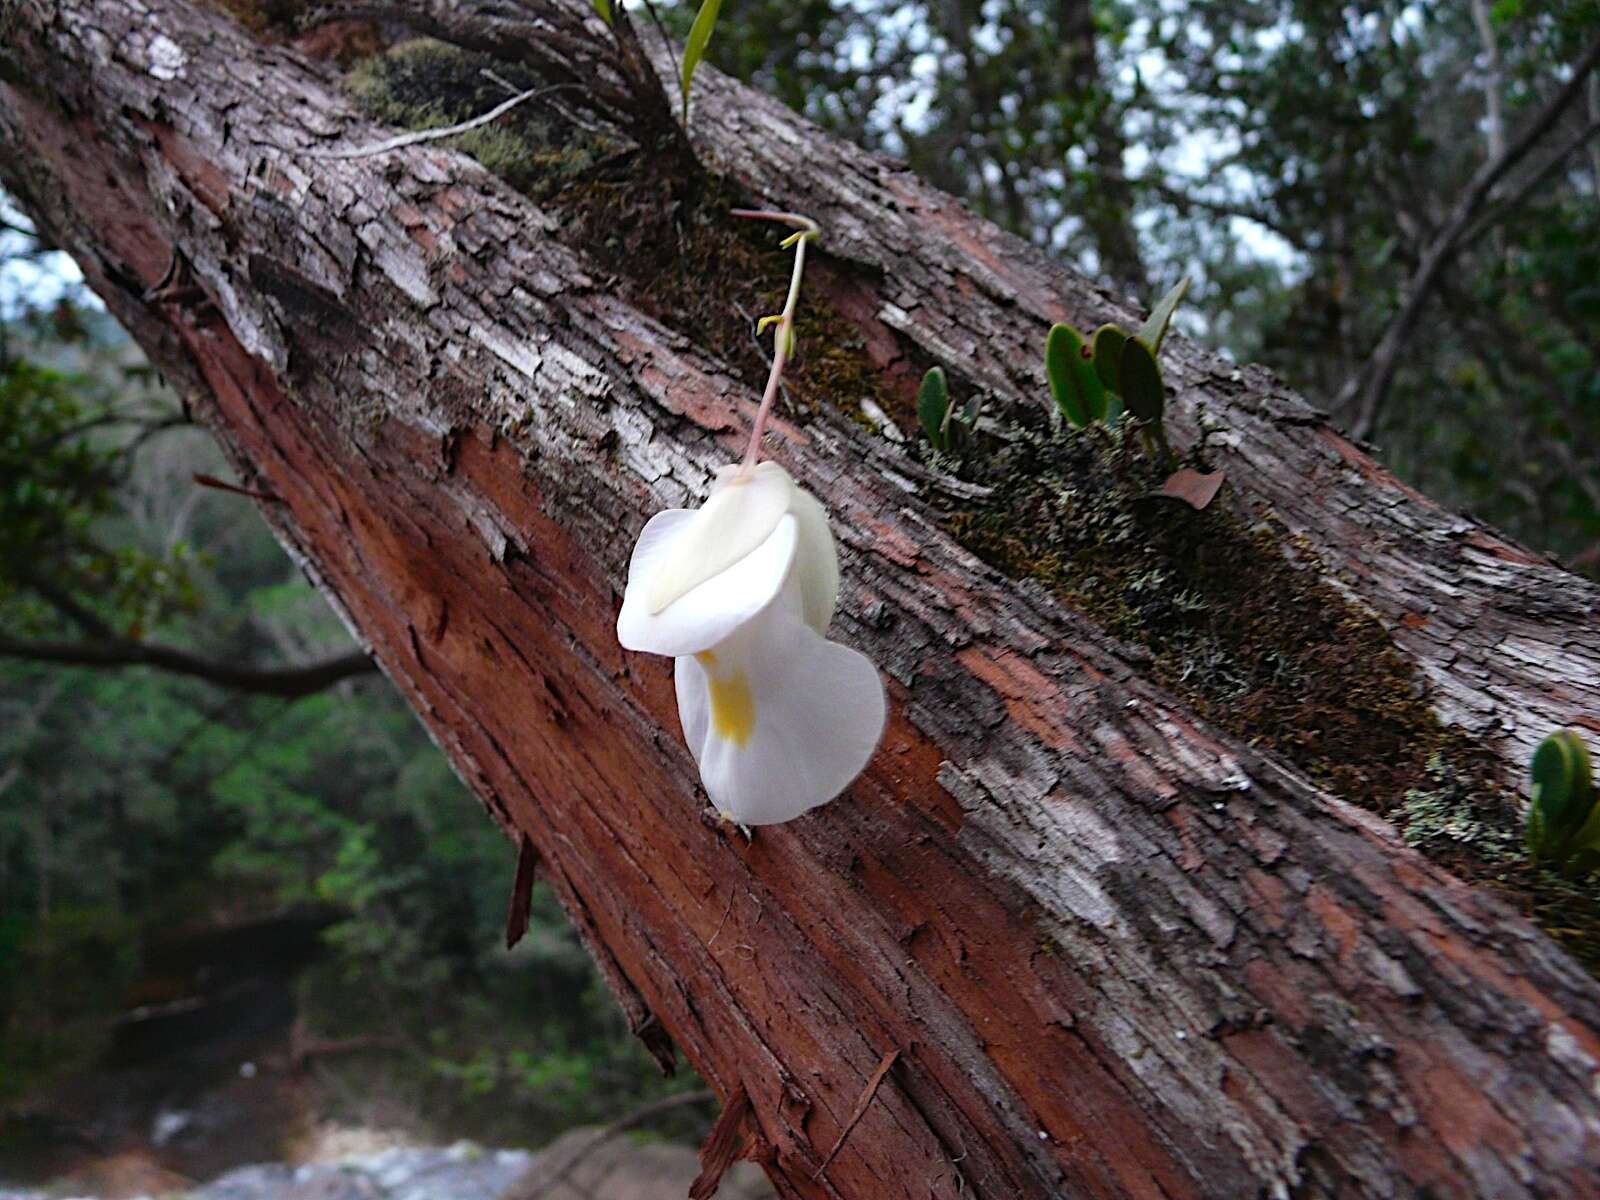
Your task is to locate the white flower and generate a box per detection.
[617,462,885,825]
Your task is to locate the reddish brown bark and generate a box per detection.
[4,2,1600,1197]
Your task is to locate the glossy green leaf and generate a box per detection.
[1530,728,1594,838]
[918,366,951,450]
[680,0,725,118]
[1045,324,1105,427]
[1119,336,1165,423]
[1091,324,1127,394]
[1137,276,1190,354]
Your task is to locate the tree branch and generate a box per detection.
[1456,113,1600,251]
[0,634,377,698]
[1140,176,1307,251]
[1343,37,1600,440]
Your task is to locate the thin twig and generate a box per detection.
[0,633,376,698]
[636,0,682,82]
[305,84,560,160]
[517,1089,717,1200]
[1343,38,1600,439]
[707,889,736,948]
[1456,114,1600,251]
[814,1048,899,1178]
[193,472,280,503]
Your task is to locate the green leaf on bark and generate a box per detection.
[1138,276,1190,353]
[1045,324,1106,427]
[1120,336,1166,423]
[918,366,951,449]
[1091,324,1127,394]
[680,0,725,118]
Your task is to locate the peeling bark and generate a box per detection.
[4,2,1600,1197]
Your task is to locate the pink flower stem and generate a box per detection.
[729,210,820,476]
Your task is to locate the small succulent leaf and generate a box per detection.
[1091,324,1127,394]
[592,0,613,25]
[1120,336,1166,423]
[680,0,725,117]
[1530,728,1594,837]
[1138,276,1191,353]
[918,366,951,450]
[1045,324,1105,426]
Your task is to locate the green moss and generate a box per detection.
[939,411,1600,977]
[347,40,622,199]
[343,39,888,419]
[1392,753,1600,975]
[943,414,1466,811]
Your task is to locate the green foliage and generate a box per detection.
[917,365,950,446]
[0,342,199,638]
[1037,281,1185,464]
[680,0,726,119]
[1091,324,1127,396]
[1137,277,1190,354]
[1527,729,1600,872]
[592,0,613,27]
[0,906,137,1103]
[916,365,980,452]
[1044,324,1105,428]
[1118,336,1164,425]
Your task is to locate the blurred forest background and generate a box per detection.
[2,0,1597,1183]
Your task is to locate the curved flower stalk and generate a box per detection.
[616,214,886,825]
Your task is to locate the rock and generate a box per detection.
[0,1129,769,1200]
[188,1142,534,1200]
[498,1127,774,1200]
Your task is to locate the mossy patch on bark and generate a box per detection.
[937,406,1598,974]
[344,38,888,425]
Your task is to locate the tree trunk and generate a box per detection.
[4,2,1600,1197]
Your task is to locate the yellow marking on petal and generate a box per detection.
[706,669,756,747]
[696,650,717,666]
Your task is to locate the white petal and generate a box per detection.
[788,484,840,636]
[643,466,793,613]
[674,584,886,826]
[618,515,798,657]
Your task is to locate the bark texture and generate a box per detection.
[4,2,1600,1197]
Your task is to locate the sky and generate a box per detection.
[0,205,88,320]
